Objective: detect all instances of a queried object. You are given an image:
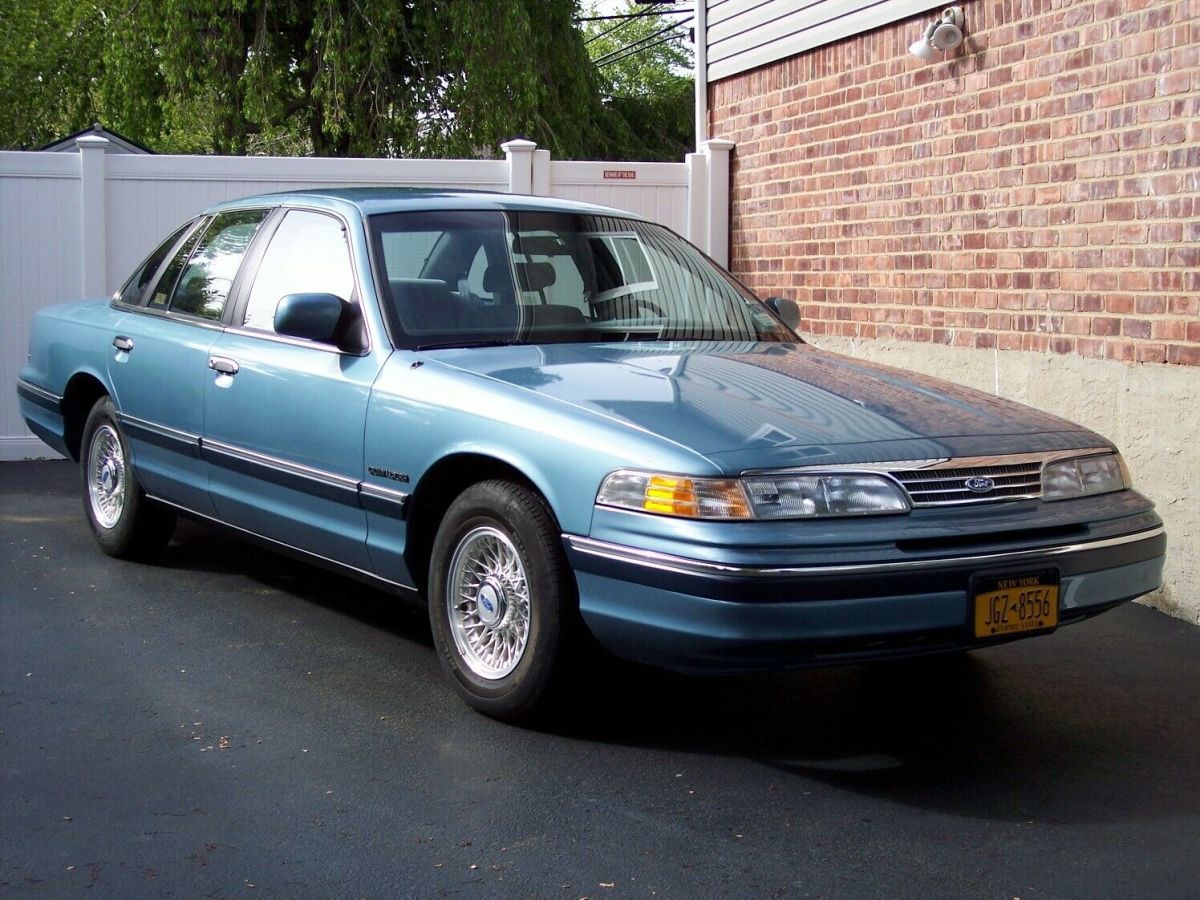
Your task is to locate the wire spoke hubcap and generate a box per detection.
[87,424,126,529]
[447,526,531,680]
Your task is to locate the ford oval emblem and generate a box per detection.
[965,476,995,493]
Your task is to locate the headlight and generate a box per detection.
[1041,453,1131,501]
[742,474,910,518]
[596,470,910,520]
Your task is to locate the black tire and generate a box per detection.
[79,396,176,560]
[428,480,576,722]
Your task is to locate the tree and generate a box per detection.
[0,0,690,160]
[581,0,694,159]
[0,0,107,150]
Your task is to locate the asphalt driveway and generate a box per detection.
[2,460,1198,898]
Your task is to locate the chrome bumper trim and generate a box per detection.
[564,526,1166,579]
[16,378,63,411]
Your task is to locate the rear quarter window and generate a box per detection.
[115,221,195,306]
[168,209,268,321]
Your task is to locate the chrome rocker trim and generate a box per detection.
[113,411,410,518]
[117,413,202,458]
[564,526,1166,579]
[200,438,409,517]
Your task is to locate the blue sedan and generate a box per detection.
[17,189,1166,720]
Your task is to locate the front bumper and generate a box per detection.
[563,518,1166,673]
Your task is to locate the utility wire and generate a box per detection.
[575,7,691,23]
[584,11,642,46]
[582,2,688,45]
[591,15,693,66]
[595,31,690,68]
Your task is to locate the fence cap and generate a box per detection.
[501,138,538,153]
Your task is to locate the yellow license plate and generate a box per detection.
[974,572,1059,639]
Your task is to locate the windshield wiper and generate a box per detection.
[415,338,531,351]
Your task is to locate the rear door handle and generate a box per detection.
[208,356,240,376]
[113,336,134,352]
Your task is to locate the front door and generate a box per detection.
[202,208,384,571]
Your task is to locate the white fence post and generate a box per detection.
[502,139,537,194]
[685,151,708,252]
[531,149,551,196]
[702,138,734,268]
[78,135,109,297]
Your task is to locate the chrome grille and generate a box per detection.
[891,461,1043,507]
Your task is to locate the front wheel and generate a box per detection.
[428,480,576,722]
[80,396,176,559]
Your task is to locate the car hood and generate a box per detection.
[427,342,1108,470]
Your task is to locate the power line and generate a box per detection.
[575,7,691,23]
[584,11,643,46]
[591,15,693,66]
[595,31,690,69]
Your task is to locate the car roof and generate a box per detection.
[204,187,642,221]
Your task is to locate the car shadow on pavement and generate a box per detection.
[545,618,1200,827]
[139,506,1200,830]
[159,517,434,646]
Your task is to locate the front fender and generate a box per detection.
[364,352,719,536]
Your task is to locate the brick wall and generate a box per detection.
[710,0,1199,365]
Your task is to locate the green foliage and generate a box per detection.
[0,0,103,150]
[0,0,692,160]
[582,0,695,160]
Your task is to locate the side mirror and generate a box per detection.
[274,293,347,343]
[765,296,803,334]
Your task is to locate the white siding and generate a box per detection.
[706,0,943,82]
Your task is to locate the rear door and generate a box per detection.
[107,210,269,515]
[202,207,386,570]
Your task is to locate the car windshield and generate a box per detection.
[368,209,793,348]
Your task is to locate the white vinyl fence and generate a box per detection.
[0,138,733,459]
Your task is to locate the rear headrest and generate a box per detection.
[516,261,556,292]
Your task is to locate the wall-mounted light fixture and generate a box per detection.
[909,6,965,61]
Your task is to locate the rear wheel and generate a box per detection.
[80,396,176,559]
[429,480,575,722]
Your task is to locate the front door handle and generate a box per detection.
[113,336,134,352]
[208,356,240,376]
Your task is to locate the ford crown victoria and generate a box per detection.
[17,189,1166,720]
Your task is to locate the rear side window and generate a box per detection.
[115,221,194,306]
[150,220,208,309]
[169,209,268,321]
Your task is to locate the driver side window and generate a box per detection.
[242,210,355,333]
